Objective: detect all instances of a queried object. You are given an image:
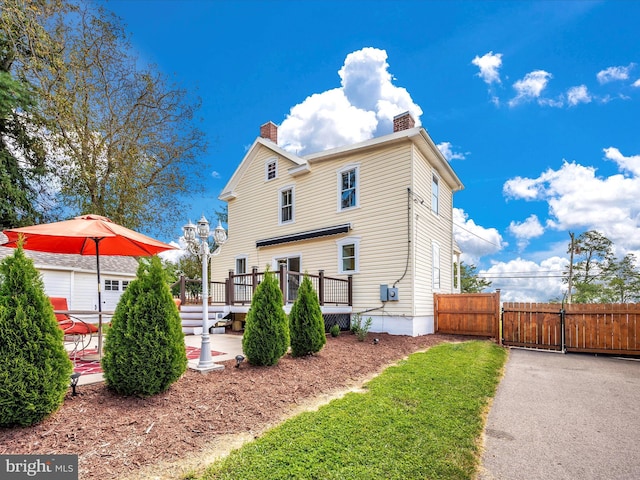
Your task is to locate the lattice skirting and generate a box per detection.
[323,313,351,332]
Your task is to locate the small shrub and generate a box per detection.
[102,256,186,397]
[330,324,341,337]
[242,267,289,366]
[351,313,373,342]
[289,274,326,357]
[0,245,73,427]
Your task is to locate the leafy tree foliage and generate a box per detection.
[2,1,207,235]
[567,231,614,303]
[0,33,50,228]
[457,262,492,293]
[242,267,289,366]
[0,245,73,426]
[604,253,640,303]
[102,256,186,397]
[289,274,325,357]
[564,230,640,303]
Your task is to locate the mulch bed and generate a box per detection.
[1,333,475,479]
[69,347,223,376]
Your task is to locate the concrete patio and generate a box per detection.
[67,333,244,386]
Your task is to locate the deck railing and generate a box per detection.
[172,265,352,307]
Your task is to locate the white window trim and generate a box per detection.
[336,236,360,274]
[265,158,278,181]
[235,255,248,274]
[431,172,440,216]
[432,241,441,290]
[336,164,360,212]
[278,185,295,225]
[271,253,303,272]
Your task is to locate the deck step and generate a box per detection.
[178,305,228,335]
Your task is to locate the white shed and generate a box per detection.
[0,246,138,315]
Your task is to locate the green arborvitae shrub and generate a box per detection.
[289,274,326,357]
[102,255,186,397]
[0,245,73,427]
[330,324,341,337]
[242,267,289,366]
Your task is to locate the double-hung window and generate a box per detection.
[338,165,359,210]
[337,237,360,274]
[432,174,439,215]
[266,159,277,181]
[279,187,294,224]
[432,242,441,290]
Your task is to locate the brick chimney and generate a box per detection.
[260,121,278,144]
[393,112,415,132]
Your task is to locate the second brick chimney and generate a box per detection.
[393,112,416,132]
[260,121,278,144]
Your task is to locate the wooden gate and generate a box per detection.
[502,303,562,351]
[434,292,500,338]
[502,302,640,356]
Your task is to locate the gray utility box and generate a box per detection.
[380,284,399,302]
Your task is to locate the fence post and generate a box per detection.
[347,275,353,306]
[180,275,186,306]
[228,270,235,305]
[494,289,501,345]
[252,266,258,294]
[318,270,325,306]
[434,293,439,333]
[560,306,566,353]
[279,264,286,304]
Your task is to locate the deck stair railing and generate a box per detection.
[172,265,352,307]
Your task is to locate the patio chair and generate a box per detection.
[49,297,98,361]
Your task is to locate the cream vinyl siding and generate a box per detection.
[412,146,456,316]
[213,142,415,316]
[214,130,461,331]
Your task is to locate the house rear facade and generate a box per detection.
[212,113,463,336]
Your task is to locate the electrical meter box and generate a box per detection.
[380,284,399,302]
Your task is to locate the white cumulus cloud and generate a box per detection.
[503,151,640,251]
[508,214,545,250]
[509,70,553,106]
[472,51,503,85]
[453,208,505,264]
[597,64,634,84]
[633,79,640,87]
[436,142,466,161]
[567,85,592,106]
[278,47,423,155]
[481,256,568,302]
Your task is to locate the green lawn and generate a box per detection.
[197,340,507,480]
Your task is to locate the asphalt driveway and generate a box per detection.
[479,348,640,480]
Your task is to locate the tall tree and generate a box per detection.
[0,1,61,228]
[603,253,640,303]
[3,1,207,235]
[567,230,614,303]
[458,262,492,293]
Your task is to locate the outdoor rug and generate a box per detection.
[69,347,225,376]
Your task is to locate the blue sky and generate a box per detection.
[98,0,639,302]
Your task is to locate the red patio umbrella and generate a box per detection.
[1,214,177,356]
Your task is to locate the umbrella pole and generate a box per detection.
[95,238,104,358]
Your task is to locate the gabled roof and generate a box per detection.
[0,246,139,275]
[219,126,464,201]
[219,137,307,201]
[304,127,464,192]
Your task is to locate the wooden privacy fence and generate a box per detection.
[503,302,640,356]
[434,292,501,338]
